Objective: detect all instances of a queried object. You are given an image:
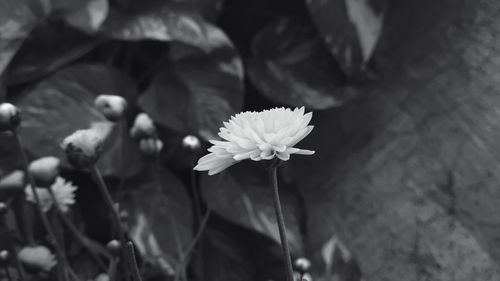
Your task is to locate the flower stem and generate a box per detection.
[12,131,73,281]
[89,164,135,281]
[125,242,143,281]
[3,266,12,281]
[268,167,294,281]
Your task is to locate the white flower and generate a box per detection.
[25,177,77,213]
[95,273,110,281]
[130,113,156,139]
[94,95,127,121]
[61,128,105,169]
[182,135,201,151]
[28,157,60,185]
[0,103,21,131]
[139,138,163,156]
[194,107,314,175]
[18,245,57,272]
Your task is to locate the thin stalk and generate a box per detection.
[3,266,12,281]
[12,131,72,281]
[108,257,119,281]
[48,189,110,271]
[11,245,25,281]
[89,165,133,281]
[125,242,143,281]
[268,167,294,281]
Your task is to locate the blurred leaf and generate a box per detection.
[306,0,386,75]
[122,167,192,276]
[139,26,244,141]
[64,0,109,33]
[102,2,213,51]
[247,18,357,110]
[7,22,98,85]
[200,162,304,256]
[16,63,143,178]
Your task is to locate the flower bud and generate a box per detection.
[0,170,25,193]
[18,245,57,272]
[0,103,21,131]
[0,250,9,265]
[61,128,104,169]
[28,157,60,187]
[106,240,121,255]
[95,273,110,281]
[139,138,163,157]
[130,113,155,139]
[0,202,8,216]
[293,271,302,281]
[182,135,201,151]
[301,273,312,281]
[294,257,311,273]
[94,95,127,122]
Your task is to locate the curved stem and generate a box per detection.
[125,242,143,281]
[12,131,74,281]
[268,167,294,281]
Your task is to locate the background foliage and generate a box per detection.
[1,0,500,281]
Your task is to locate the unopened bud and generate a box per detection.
[294,257,311,273]
[139,138,163,157]
[182,135,201,151]
[0,250,9,264]
[130,113,155,139]
[301,273,312,281]
[62,128,104,169]
[0,103,21,131]
[95,273,110,281]
[0,170,25,193]
[106,240,121,255]
[94,95,127,121]
[28,157,60,187]
[0,202,8,216]
[18,246,57,272]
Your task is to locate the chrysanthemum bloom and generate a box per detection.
[25,177,77,213]
[18,245,57,272]
[61,128,104,169]
[194,107,314,175]
[94,95,127,121]
[130,113,156,139]
[29,157,60,186]
[0,103,21,131]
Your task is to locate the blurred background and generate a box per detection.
[1,0,500,281]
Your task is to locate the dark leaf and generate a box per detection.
[7,22,98,85]
[200,162,304,256]
[16,63,143,178]
[138,26,244,141]
[122,167,193,276]
[306,0,386,75]
[247,18,358,110]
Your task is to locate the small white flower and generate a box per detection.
[95,273,110,281]
[61,128,105,169]
[94,95,127,121]
[139,138,163,156]
[25,177,78,213]
[18,245,57,272]
[0,103,21,131]
[194,107,314,175]
[130,113,156,139]
[182,135,201,151]
[28,157,60,185]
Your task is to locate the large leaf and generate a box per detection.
[122,167,192,276]
[16,63,143,178]
[7,22,98,85]
[138,26,244,140]
[200,162,304,256]
[296,1,500,280]
[306,0,386,76]
[247,18,358,110]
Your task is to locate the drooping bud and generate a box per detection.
[0,202,8,216]
[182,135,201,151]
[130,113,155,139]
[294,257,311,273]
[61,128,104,169]
[94,95,127,122]
[0,103,21,131]
[0,170,25,193]
[18,245,57,272]
[139,138,163,157]
[28,157,60,187]
[0,250,9,265]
